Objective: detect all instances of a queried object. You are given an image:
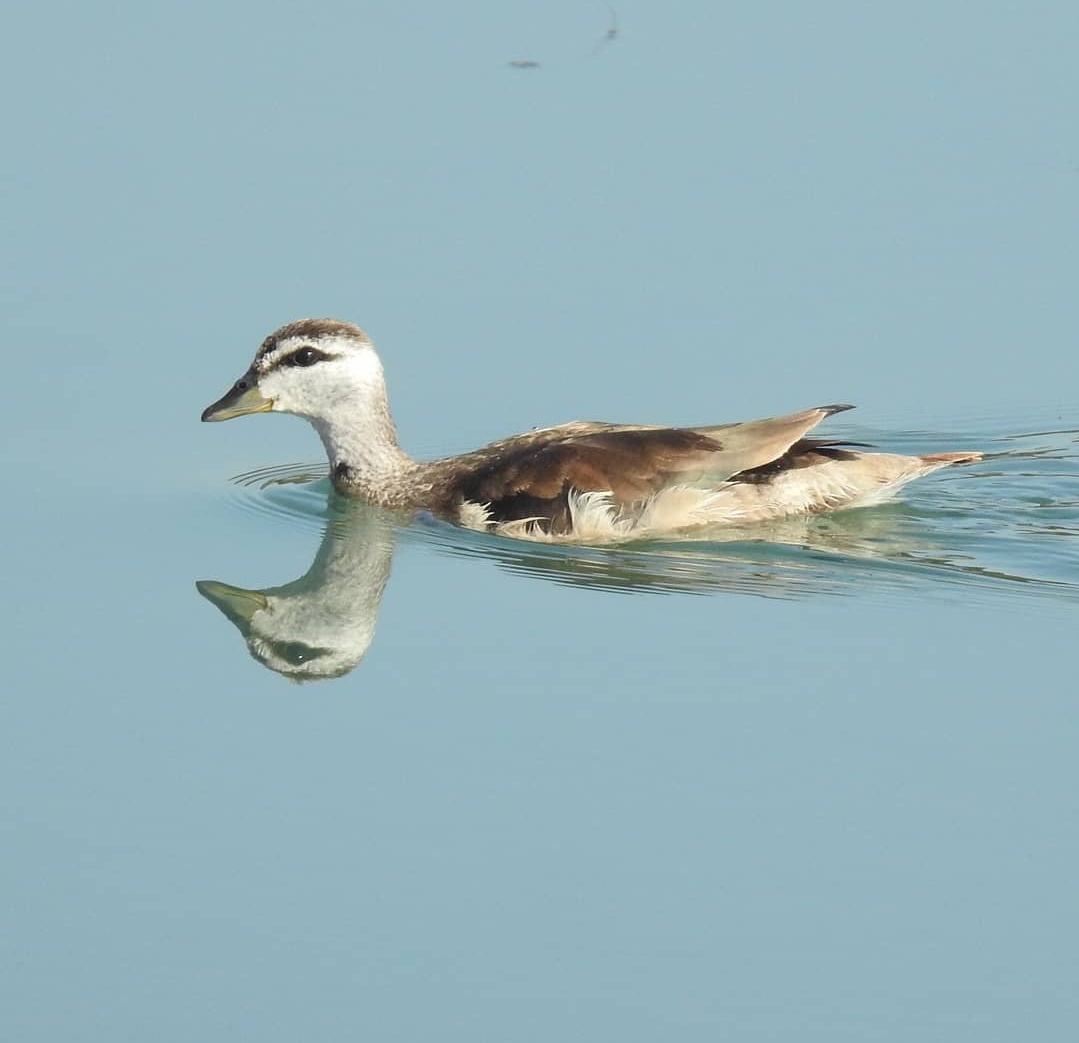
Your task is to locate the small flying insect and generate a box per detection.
[591,6,619,55]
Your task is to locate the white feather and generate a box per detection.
[465,454,951,544]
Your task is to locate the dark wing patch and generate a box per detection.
[732,439,862,483]
[455,428,723,534]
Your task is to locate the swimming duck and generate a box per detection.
[202,318,981,541]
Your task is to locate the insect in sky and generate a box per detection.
[591,6,620,55]
[507,6,620,68]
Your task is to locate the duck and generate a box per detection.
[201,318,982,542]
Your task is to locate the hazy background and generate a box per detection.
[5,0,1077,473]
[3,2,1078,1040]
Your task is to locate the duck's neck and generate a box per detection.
[310,387,418,503]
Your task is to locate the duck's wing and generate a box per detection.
[451,405,851,531]
[689,404,854,476]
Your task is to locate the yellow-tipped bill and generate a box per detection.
[201,375,273,422]
[195,580,269,624]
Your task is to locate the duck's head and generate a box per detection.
[201,318,385,424]
[195,577,371,681]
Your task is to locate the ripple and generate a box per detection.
[407,504,1079,609]
[407,514,858,598]
[230,461,330,489]
[222,461,333,533]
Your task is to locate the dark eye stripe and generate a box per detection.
[283,346,327,368]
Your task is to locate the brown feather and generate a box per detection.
[438,410,851,533]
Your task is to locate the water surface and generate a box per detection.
[7,412,1079,1043]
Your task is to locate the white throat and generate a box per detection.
[309,382,412,480]
[257,330,421,502]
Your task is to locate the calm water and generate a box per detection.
[8,408,1077,1041]
[7,0,1079,1038]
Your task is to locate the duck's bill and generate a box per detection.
[201,379,273,422]
[196,580,268,624]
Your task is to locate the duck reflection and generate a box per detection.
[197,489,980,682]
[425,509,925,598]
[197,503,396,681]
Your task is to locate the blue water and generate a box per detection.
[6,0,1079,1039]
[6,421,1079,1043]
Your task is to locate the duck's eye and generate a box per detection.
[288,346,323,367]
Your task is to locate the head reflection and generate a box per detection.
[197,503,396,682]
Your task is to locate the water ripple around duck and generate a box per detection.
[225,461,333,533]
[217,420,1079,611]
[409,418,1079,609]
